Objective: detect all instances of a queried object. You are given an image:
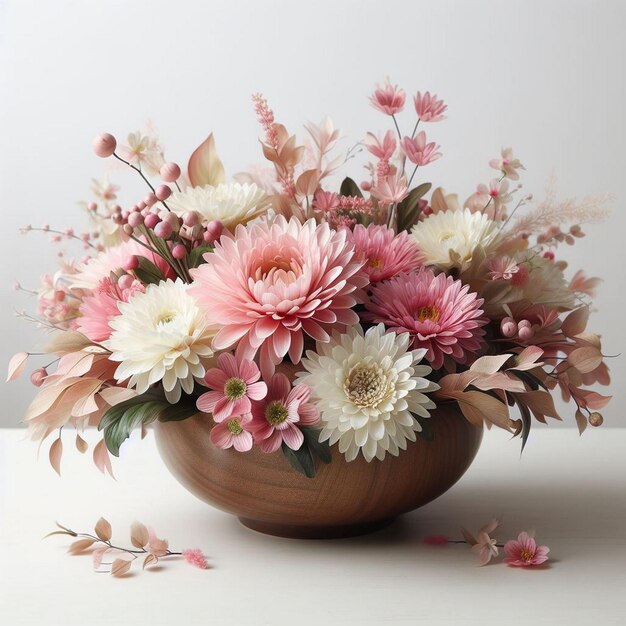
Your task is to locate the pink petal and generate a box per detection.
[298,403,320,425]
[203,368,229,390]
[258,431,282,453]
[232,431,253,452]
[239,359,261,384]
[246,381,268,401]
[272,325,291,358]
[269,373,291,401]
[212,396,235,422]
[281,424,304,450]
[288,330,304,363]
[210,424,233,449]
[217,352,240,378]
[196,390,223,414]
[213,324,250,350]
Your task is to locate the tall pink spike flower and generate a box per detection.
[348,224,424,283]
[400,132,442,166]
[249,373,319,453]
[365,269,486,370]
[414,92,447,122]
[504,532,550,567]
[190,216,367,377]
[370,79,406,115]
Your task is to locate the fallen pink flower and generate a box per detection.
[503,532,550,567]
[182,548,210,569]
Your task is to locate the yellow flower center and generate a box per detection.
[265,401,288,425]
[224,377,247,400]
[367,257,384,271]
[156,311,177,325]
[344,363,389,408]
[520,548,534,562]
[226,418,243,435]
[417,306,440,322]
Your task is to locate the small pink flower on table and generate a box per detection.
[182,548,209,570]
[210,414,254,452]
[462,518,500,566]
[249,373,319,452]
[197,353,267,421]
[504,532,550,567]
[369,79,406,115]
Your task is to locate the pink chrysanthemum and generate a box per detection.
[210,413,254,452]
[189,216,367,376]
[348,224,424,283]
[365,269,486,370]
[182,548,209,570]
[77,276,144,342]
[249,373,319,453]
[503,532,550,567]
[197,352,267,421]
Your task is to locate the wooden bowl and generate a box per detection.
[154,405,482,539]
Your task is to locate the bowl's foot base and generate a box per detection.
[238,516,395,539]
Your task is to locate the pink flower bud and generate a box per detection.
[154,221,173,239]
[164,212,181,229]
[160,162,181,183]
[203,220,223,244]
[127,212,144,228]
[183,211,199,227]
[500,317,517,338]
[123,255,139,271]
[588,412,603,427]
[144,213,160,229]
[87,202,98,212]
[155,184,172,201]
[122,224,134,235]
[172,244,187,259]
[518,325,534,341]
[120,210,130,222]
[92,133,117,158]
[137,201,146,210]
[118,274,134,290]
[144,193,158,207]
[30,368,47,387]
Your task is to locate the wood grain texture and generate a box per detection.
[154,404,483,539]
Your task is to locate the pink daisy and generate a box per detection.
[197,353,267,422]
[249,373,320,453]
[365,269,486,370]
[369,79,406,115]
[189,216,367,377]
[210,414,254,452]
[504,532,550,567]
[348,224,424,283]
[77,276,144,342]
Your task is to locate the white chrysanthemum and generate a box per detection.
[296,324,439,463]
[106,279,216,403]
[167,182,269,228]
[411,208,501,271]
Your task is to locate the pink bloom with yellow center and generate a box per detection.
[77,276,144,342]
[504,532,550,567]
[369,79,406,115]
[197,352,267,421]
[249,373,320,453]
[209,413,254,452]
[190,216,367,376]
[365,269,486,370]
[413,91,447,122]
[400,132,442,166]
[348,224,424,283]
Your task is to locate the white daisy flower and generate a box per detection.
[296,324,439,463]
[167,182,270,229]
[411,208,501,271]
[106,279,216,403]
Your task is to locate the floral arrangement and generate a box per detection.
[9,80,612,479]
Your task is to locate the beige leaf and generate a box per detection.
[188,133,225,187]
[43,331,93,355]
[68,538,96,554]
[99,386,137,406]
[130,522,149,549]
[110,557,132,577]
[93,439,114,477]
[522,390,561,421]
[49,437,63,476]
[148,537,169,557]
[95,517,112,542]
[568,346,603,374]
[561,306,590,337]
[295,168,320,199]
[75,433,88,454]
[143,553,158,570]
[469,354,512,375]
[575,409,588,435]
[7,351,28,382]
[456,391,513,431]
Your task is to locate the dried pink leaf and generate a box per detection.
[75,433,88,454]
[561,306,590,337]
[522,390,561,421]
[68,538,96,554]
[568,346,603,374]
[7,351,28,382]
[142,553,158,570]
[93,439,114,477]
[575,409,588,435]
[92,547,109,570]
[95,517,112,542]
[110,557,132,577]
[49,437,63,476]
[469,354,511,375]
[130,522,149,549]
[188,133,225,187]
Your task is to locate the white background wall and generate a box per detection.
[1,0,624,427]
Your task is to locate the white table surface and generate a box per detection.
[1,426,624,626]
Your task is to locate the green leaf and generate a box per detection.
[302,428,331,464]
[281,441,315,478]
[133,256,166,285]
[396,182,432,232]
[157,402,198,422]
[339,176,363,198]
[188,244,213,269]
[413,413,434,442]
